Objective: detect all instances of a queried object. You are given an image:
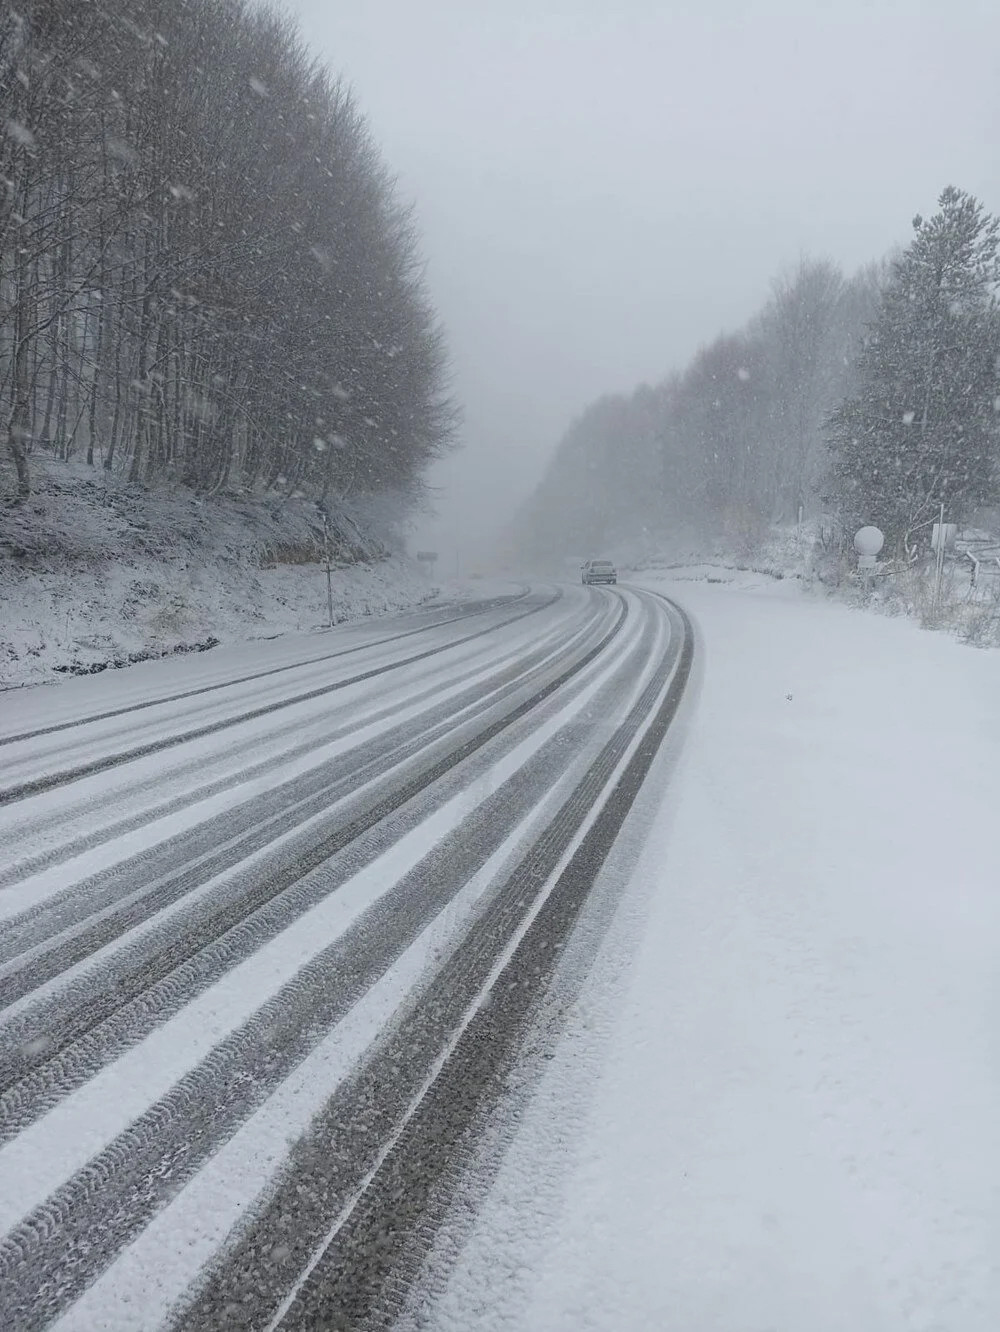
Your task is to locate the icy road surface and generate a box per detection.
[400,568,1000,1332]
[0,583,692,1330]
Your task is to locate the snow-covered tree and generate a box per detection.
[827,187,1000,549]
[1,0,454,506]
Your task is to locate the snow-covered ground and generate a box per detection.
[629,521,1000,649]
[0,583,683,1329]
[407,567,1000,1332]
[0,460,443,688]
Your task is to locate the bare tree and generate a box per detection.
[1,0,455,511]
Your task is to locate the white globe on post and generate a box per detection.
[853,526,885,557]
[854,526,884,586]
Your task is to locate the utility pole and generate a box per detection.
[323,510,334,629]
[933,501,946,612]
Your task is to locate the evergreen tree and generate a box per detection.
[827,187,1000,550]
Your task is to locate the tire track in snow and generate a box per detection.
[0,600,627,1124]
[0,595,589,891]
[0,590,529,748]
[0,589,560,806]
[181,595,693,1332]
[0,587,691,1332]
[0,599,662,1327]
[0,597,609,976]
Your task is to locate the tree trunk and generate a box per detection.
[105,319,126,473]
[128,243,155,485]
[88,294,105,466]
[6,313,33,500]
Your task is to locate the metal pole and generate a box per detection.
[933,501,945,611]
[323,513,334,629]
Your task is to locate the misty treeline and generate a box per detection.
[517,187,1000,562]
[1,0,454,507]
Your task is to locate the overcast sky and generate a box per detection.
[280,0,1000,565]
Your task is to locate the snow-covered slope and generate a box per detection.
[0,462,439,689]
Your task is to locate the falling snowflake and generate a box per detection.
[249,77,269,97]
[105,135,138,165]
[183,389,217,423]
[901,410,915,425]
[737,366,751,382]
[4,119,36,149]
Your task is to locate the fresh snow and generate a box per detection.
[406,567,1000,1332]
[0,603,581,924]
[0,596,652,1240]
[0,458,444,689]
[51,792,556,1332]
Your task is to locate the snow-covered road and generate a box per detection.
[0,582,693,1330]
[404,569,1000,1332]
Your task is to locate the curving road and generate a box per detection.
[0,583,692,1331]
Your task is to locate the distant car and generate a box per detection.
[581,559,617,585]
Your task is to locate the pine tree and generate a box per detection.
[827,187,1000,551]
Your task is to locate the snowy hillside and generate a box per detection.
[0,461,440,689]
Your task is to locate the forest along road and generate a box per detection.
[0,582,693,1332]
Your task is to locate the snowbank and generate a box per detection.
[409,569,1000,1332]
[0,461,440,688]
[627,519,1000,649]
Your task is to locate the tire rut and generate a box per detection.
[0,598,595,892]
[0,591,529,749]
[0,610,661,1327]
[178,597,692,1332]
[0,602,631,1126]
[0,601,608,970]
[0,590,561,807]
